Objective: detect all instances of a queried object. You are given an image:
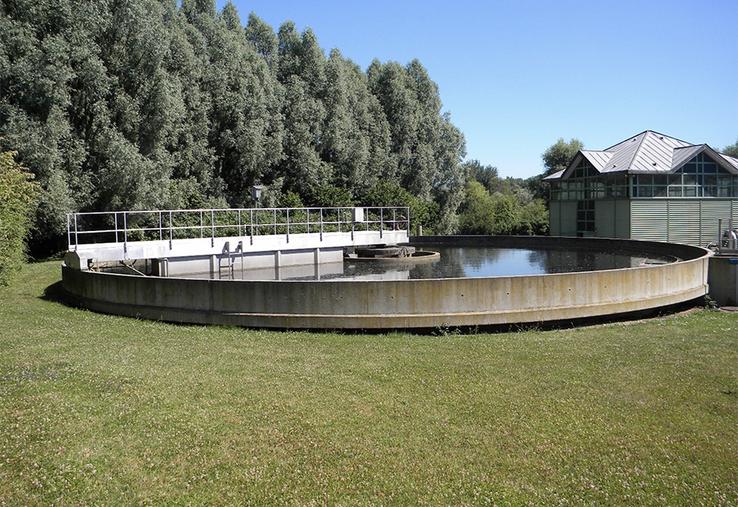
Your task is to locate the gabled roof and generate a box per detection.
[545,130,738,181]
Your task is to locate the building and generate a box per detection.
[545,130,738,246]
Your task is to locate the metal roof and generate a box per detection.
[546,130,738,180]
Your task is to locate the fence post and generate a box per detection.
[67,214,71,250]
[123,212,128,255]
[74,213,79,251]
[210,210,215,247]
[380,208,383,239]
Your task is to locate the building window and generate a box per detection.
[576,200,595,236]
[631,153,737,198]
[551,160,628,201]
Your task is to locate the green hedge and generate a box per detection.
[0,151,39,285]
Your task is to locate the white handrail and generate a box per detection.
[66,206,410,250]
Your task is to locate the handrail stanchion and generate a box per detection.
[74,213,79,251]
[273,209,277,236]
[380,208,383,239]
[338,208,341,233]
[393,208,396,231]
[114,212,119,243]
[169,211,173,249]
[210,210,215,247]
[286,209,290,243]
[250,209,254,245]
[123,212,128,255]
[200,211,203,239]
[307,209,310,234]
[66,213,71,250]
[238,209,242,236]
[159,211,163,241]
[319,208,323,241]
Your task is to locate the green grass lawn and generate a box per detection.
[1,261,737,505]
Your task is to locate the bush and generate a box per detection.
[0,152,39,285]
[361,181,438,234]
[458,181,549,236]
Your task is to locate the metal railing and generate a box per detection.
[66,206,410,251]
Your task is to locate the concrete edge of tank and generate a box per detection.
[60,236,711,330]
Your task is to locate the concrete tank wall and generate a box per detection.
[60,236,711,330]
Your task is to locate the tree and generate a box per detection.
[0,0,469,253]
[724,139,738,158]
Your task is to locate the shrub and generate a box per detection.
[0,151,39,285]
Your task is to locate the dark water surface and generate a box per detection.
[194,245,677,281]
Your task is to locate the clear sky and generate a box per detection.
[220,0,738,178]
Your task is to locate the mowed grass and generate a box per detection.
[0,262,737,505]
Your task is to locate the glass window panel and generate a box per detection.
[669,186,682,197]
[703,186,717,197]
[653,186,667,197]
[683,174,697,185]
[639,186,653,197]
[683,186,697,197]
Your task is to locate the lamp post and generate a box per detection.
[250,184,264,208]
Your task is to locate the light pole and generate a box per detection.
[250,184,264,208]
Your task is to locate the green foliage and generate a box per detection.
[0,1,466,254]
[723,139,738,158]
[0,151,39,285]
[362,181,438,233]
[306,184,354,207]
[458,180,548,236]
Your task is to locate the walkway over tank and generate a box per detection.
[64,206,409,270]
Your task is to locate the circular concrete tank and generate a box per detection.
[60,236,711,330]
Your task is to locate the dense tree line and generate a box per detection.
[0,0,466,255]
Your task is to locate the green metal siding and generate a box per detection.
[699,200,732,245]
[594,200,614,237]
[615,199,630,238]
[549,201,561,236]
[559,202,577,236]
[631,201,668,242]
[668,201,701,245]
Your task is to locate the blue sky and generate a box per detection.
[220,0,738,178]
